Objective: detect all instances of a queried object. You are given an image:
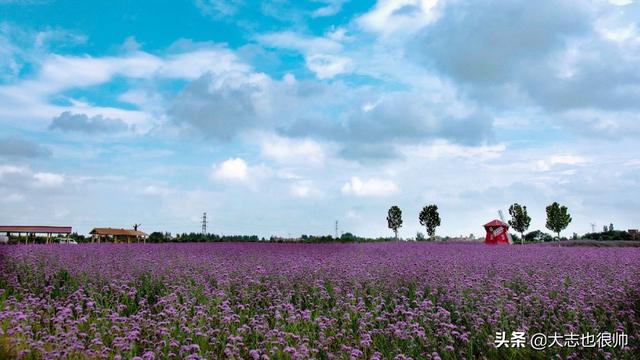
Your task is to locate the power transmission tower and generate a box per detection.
[201,212,208,234]
[335,220,339,239]
[590,223,596,233]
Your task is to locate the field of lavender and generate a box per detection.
[1,243,638,359]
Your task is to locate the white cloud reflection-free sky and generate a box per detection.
[1,0,639,237]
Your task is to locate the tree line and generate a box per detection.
[10,201,633,244]
[387,201,575,243]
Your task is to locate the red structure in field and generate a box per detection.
[484,219,510,245]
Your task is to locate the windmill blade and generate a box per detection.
[498,210,513,244]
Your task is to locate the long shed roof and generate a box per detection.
[0,225,72,234]
[90,228,147,236]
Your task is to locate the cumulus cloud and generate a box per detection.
[49,112,129,133]
[413,0,590,85]
[341,177,399,197]
[558,109,640,138]
[407,0,640,140]
[0,41,249,132]
[0,165,65,189]
[3,1,640,237]
[284,92,495,160]
[211,158,250,181]
[169,72,270,140]
[170,66,496,161]
[0,136,51,158]
[358,0,439,37]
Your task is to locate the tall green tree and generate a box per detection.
[545,202,572,240]
[387,206,403,240]
[419,204,441,238]
[508,203,531,244]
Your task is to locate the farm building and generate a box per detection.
[0,225,72,244]
[90,228,148,243]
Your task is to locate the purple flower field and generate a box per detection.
[1,243,638,359]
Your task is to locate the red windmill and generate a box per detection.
[484,219,510,245]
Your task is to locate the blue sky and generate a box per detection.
[1,0,639,238]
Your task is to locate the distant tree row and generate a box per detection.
[143,232,396,244]
[385,201,574,242]
[387,204,441,240]
[505,201,572,243]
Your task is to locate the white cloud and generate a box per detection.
[257,31,351,79]
[32,47,246,94]
[305,54,352,79]
[0,164,27,176]
[0,43,249,131]
[312,0,346,17]
[212,158,250,181]
[290,181,322,198]
[143,185,173,196]
[33,172,65,187]
[260,134,328,165]
[158,48,250,79]
[341,177,399,197]
[404,141,506,161]
[608,0,633,6]
[195,0,243,17]
[559,109,640,139]
[258,31,342,54]
[535,154,588,171]
[357,0,439,37]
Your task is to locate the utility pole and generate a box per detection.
[201,212,208,235]
[335,220,339,239]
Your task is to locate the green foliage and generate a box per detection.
[386,206,403,239]
[340,232,357,242]
[508,203,531,243]
[545,202,572,239]
[416,232,426,241]
[174,233,260,242]
[524,230,554,243]
[50,269,78,298]
[148,232,166,243]
[69,232,87,243]
[582,230,633,241]
[418,204,441,238]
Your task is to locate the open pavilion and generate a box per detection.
[89,228,148,243]
[0,225,72,244]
